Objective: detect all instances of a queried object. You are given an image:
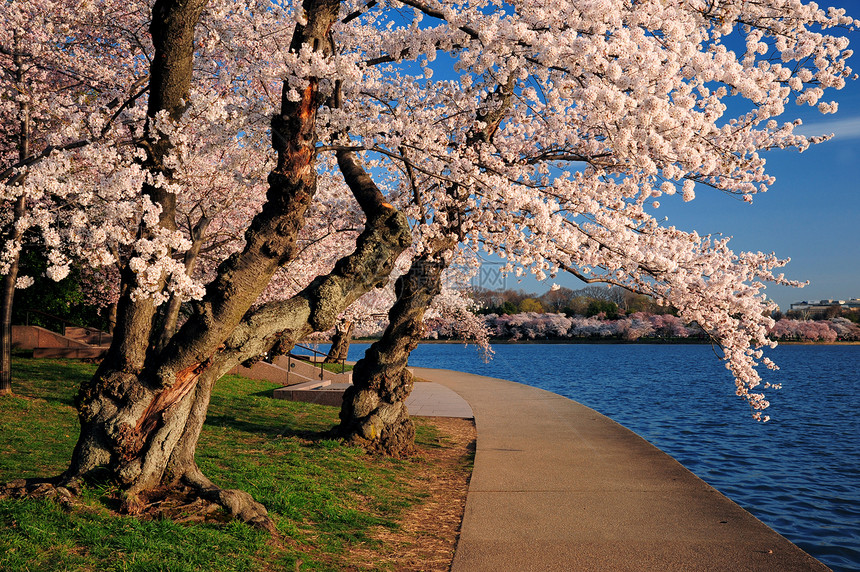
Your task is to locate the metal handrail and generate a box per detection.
[285,343,347,385]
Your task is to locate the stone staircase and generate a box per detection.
[12,325,110,359]
[271,380,352,407]
[64,326,112,347]
[230,354,352,405]
[270,355,353,406]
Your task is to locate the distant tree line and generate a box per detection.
[453,312,860,343]
[471,285,677,319]
[462,311,705,342]
[776,305,860,324]
[768,317,860,342]
[422,286,860,343]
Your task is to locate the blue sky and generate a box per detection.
[495,2,860,311]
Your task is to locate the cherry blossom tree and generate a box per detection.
[826,317,860,340]
[329,0,856,423]
[423,283,492,348]
[0,0,151,394]
[768,317,860,341]
[1,0,856,529]
[3,0,413,528]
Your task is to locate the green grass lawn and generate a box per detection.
[320,361,353,374]
[0,358,458,571]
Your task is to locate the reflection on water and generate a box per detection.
[326,342,859,572]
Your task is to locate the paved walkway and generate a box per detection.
[273,380,474,416]
[411,367,828,572]
[407,381,474,418]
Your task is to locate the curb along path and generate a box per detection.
[411,367,827,572]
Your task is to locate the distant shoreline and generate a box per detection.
[346,338,860,346]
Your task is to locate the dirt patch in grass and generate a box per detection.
[346,417,476,571]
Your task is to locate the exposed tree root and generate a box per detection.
[0,474,277,535]
[130,484,276,533]
[340,411,416,459]
[1,477,67,502]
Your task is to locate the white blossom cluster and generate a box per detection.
[1,0,150,290]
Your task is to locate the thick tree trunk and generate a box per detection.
[66,358,274,528]
[336,80,513,456]
[337,249,452,457]
[58,195,408,528]
[0,0,415,532]
[324,320,353,363]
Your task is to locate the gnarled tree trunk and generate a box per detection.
[336,79,513,456]
[337,247,452,457]
[324,320,353,363]
[58,197,408,529]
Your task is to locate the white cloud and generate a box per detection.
[795,116,860,140]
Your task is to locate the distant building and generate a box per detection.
[789,299,860,312]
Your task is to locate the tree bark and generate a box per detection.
[337,247,452,457]
[105,301,118,335]
[324,320,353,363]
[0,292,14,395]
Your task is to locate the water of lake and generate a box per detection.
[313,342,859,571]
